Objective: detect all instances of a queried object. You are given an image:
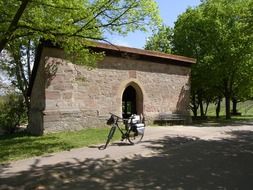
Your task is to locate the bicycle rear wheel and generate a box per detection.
[127,127,144,144]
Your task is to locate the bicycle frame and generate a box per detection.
[99,113,145,150]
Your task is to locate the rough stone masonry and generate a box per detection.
[27,42,195,135]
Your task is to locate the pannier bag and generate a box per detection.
[128,114,145,135]
[135,123,145,135]
[129,114,141,124]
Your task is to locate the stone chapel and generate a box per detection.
[27,41,195,135]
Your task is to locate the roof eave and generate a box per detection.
[90,42,196,65]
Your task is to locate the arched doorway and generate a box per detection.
[122,86,136,118]
[122,83,143,118]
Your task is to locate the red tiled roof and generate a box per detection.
[91,41,196,65]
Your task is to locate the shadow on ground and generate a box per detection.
[192,117,253,127]
[1,131,253,190]
[192,121,253,127]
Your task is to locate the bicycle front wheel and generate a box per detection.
[127,128,144,144]
[103,125,116,149]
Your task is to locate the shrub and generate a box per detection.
[0,93,27,134]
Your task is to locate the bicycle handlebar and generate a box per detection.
[109,112,122,119]
[108,113,129,124]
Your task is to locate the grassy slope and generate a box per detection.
[206,100,253,117]
[0,127,121,163]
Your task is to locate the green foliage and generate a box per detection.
[0,93,27,134]
[144,0,253,118]
[0,38,34,114]
[0,127,121,163]
[173,0,253,118]
[0,0,162,116]
[145,25,173,53]
[0,0,161,126]
[0,0,161,62]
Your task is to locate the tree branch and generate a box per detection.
[73,0,115,35]
[95,3,139,29]
[0,0,30,53]
[32,0,82,10]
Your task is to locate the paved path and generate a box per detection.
[1,124,253,190]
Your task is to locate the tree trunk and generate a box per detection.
[225,96,231,119]
[191,93,198,117]
[204,102,209,116]
[198,94,204,117]
[224,86,231,119]
[232,98,238,115]
[200,101,204,116]
[12,44,30,114]
[192,105,198,117]
[216,97,221,118]
[223,79,232,120]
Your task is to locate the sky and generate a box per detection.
[106,0,201,49]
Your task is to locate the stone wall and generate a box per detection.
[29,47,191,134]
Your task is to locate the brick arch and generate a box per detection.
[117,79,144,117]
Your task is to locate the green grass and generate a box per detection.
[205,100,253,117]
[190,100,253,126]
[192,115,253,125]
[237,100,253,115]
[0,127,121,163]
[2,100,253,164]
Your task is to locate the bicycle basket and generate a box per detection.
[106,116,115,125]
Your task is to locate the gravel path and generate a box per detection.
[1,124,253,190]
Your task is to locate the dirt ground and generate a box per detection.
[1,123,253,190]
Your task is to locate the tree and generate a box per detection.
[0,38,34,110]
[0,0,161,56]
[0,0,161,128]
[0,92,26,134]
[144,8,219,118]
[145,0,253,119]
[173,7,219,118]
[173,0,253,119]
[201,0,253,119]
[231,56,253,114]
[145,25,173,53]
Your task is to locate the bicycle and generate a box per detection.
[99,113,145,150]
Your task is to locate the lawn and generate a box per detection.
[0,127,121,163]
[1,99,253,164]
[207,100,253,116]
[193,100,253,125]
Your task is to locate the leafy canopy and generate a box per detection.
[175,0,253,118]
[0,0,161,63]
[145,0,253,118]
[145,25,173,54]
